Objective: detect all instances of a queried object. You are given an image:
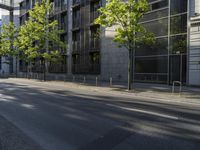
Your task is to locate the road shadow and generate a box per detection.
[0,81,200,150]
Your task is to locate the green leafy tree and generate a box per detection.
[17,0,67,80]
[0,22,19,75]
[95,0,155,90]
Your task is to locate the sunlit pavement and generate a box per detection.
[0,78,200,150]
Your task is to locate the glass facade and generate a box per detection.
[135,0,188,84]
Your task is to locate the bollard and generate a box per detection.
[110,77,112,87]
[172,81,182,96]
[83,76,86,84]
[96,77,98,86]
[73,76,75,82]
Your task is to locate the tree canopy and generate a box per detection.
[17,0,66,62]
[95,0,154,50]
[95,0,155,90]
[0,22,19,57]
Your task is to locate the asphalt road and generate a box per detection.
[0,79,200,150]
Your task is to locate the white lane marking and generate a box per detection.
[106,103,179,120]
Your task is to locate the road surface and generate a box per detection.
[0,79,200,150]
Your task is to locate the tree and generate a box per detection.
[95,0,155,90]
[17,0,67,80]
[0,22,19,76]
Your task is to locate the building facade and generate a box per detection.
[17,0,200,86]
[0,0,20,76]
[189,0,200,86]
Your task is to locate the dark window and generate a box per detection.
[170,14,187,34]
[90,26,100,50]
[60,33,68,54]
[136,37,168,56]
[61,0,68,10]
[169,54,187,83]
[49,55,67,73]
[73,0,80,5]
[170,35,187,54]
[61,12,68,31]
[72,54,80,64]
[141,18,168,36]
[170,0,187,15]
[141,8,168,22]
[89,52,100,64]
[72,31,80,52]
[90,0,100,23]
[135,56,168,83]
[150,0,168,11]
[72,8,80,28]
[135,56,168,74]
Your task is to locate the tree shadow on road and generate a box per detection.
[0,82,200,150]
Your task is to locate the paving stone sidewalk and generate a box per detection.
[5,78,200,105]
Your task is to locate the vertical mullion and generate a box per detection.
[167,0,171,84]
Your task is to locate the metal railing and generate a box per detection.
[32,65,44,73]
[49,64,67,73]
[90,38,100,50]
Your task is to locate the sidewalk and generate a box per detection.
[4,78,200,105]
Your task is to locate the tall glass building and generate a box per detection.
[135,0,188,84]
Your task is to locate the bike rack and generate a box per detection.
[172,81,182,95]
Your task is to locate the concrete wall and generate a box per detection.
[100,26,128,82]
[99,0,128,82]
[188,0,200,86]
[189,24,200,86]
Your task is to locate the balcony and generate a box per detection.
[72,41,80,53]
[90,38,100,51]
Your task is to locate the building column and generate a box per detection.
[67,0,72,75]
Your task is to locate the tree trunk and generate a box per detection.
[128,49,133,90]
[15,56,18,78]
[43,59,46,81]
[26,65,28,79]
